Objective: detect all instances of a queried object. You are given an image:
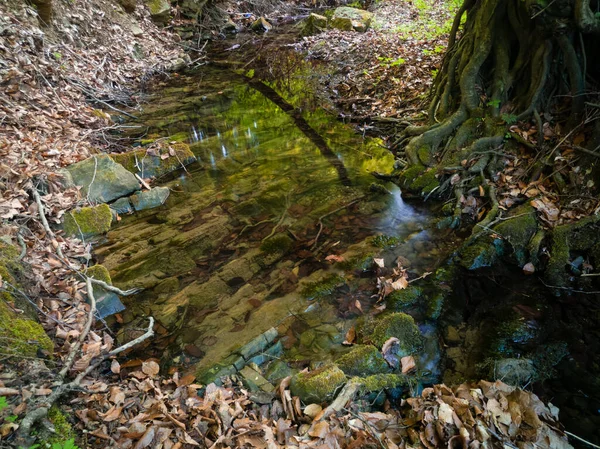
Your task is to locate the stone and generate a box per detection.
[130,187,170,211]
[65,154,140,203]
[130,23,144,37]
[290,365,346,403]
[239,365,275,392]
[110,197,134,215]
[111,143,196,179]
[251,17,272,33]
[301,13,327,36]
[145,0,171,23]
[492,358,535,386]
[63,204,113,238]
[366,313,423,357]
[265,360,295,383]
[336,345,389,376]
[331,7,373,32]
[179,0,208,19]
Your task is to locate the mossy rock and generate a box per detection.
[336,345,389,376]
[493,205,538,266]
[300,274,345,300]
[145,0,170,23]
[154,277,180,296]
[44,406,75,445]
[131,187,170,211]
[290,365,346,403]
[459,236,504,270]
[372,234,402,249]
[409,168,439,195]
[387,286,423,311]
[331,6,373,32]
[112,142,196,179]
[357,373,407,393]
[301,13,328,36]
[85,264,112,284]
[0,240,21,285]
[0,294,54,357]
[366,313,423,356]
[63,204,113,238]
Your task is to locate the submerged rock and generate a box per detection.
[111,142,196,179]
[290,365,346,403]
[64,154,140,204]
[331,7,374,32]
[63,204,113,238]
[130,187,170,211]
[85,264,125,319]
[336,345,389,376]
[364,312,423,356]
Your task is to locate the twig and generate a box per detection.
[31,185,65,260]
[16,230,27,260]
[88,278,141,296]
[135,173,151,190]
[565,430,600,449]
[312,197,363,249]
[342,407,388,449]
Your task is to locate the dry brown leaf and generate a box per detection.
[342,327,356,346]
[142,360,160,377]
[308,421,329,439]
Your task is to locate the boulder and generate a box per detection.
[145,0,171,23]
[63,204,113,238]
[331,7,373,32]
[65,154,140,203]
[130,187,170,211]
[364,313,423,356]
[301,13,328,36]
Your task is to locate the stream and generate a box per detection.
[94,34,600,445]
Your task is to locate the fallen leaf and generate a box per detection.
[141,360,160,377]
[401,356,416,374]
[522,263,535,274]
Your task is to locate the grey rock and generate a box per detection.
[331,6,373,32]
[65,154,140,203]
[110,197,134,215]
[130,187,170,211]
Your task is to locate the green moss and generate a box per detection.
[357,373,407,392]
[336,345,389,376]
[338,254,374,272]
[259,233,293,254]
[46,406,74,444]
[367,313,423,356]
[290,365,346,403]
[372,234,402,249]
[0,299,54,357]
[410,168,439,194]
[63,204,112,238]
[386,286,422,311]
[166,132,189,142]
[459,237,504,270]
[493,205,538,266]
[426,293,445,320]
[85,265,112,284]
[112,142,196,178]
[399,164,426,187]
[0,241,20,284]
[300,274,345,300]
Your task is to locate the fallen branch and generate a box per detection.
[312,197,363,249]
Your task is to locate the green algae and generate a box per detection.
[85,264,112,284]
[336,345,389,376]
[290,364,346,403]
[372,234,402,249]
[300,274,345,300]
[459,236,504,270]
[63,204,112,238]
[356,373,407,392]
[260,233,293,254]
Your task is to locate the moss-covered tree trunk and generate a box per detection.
[397,0,600,287]
[402,0,599,170]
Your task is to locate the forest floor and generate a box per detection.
[0,0,587,447]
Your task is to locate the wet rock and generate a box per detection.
[178,0,207,19]
[336,345,389,376]
[290,365,346,403]
[387,286,422,311]
[265,360,295,383]
[64,154,140,203]
[445,326,461,344]
[239,327,278,360]
[493,205,538,266]
[110,197,134,215]
[331,7,373,32]
[248,340,283,366]
[459,237,504,270]
[130,187,170,211]
[301,13,327,36]
[145,0,170,23]
[63,204,113,238]
[357,373,407,393]
[251,17,272,33]
[111,143,196,179]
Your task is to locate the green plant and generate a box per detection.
[487,99,501,108]
[5,414,18,422]
[501,113,518,125]
[377,56,405,68]
[51,439,79,449]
